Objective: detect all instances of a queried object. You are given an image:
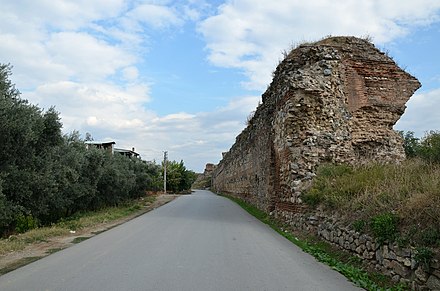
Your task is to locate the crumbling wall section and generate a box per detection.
[212,36,420,215]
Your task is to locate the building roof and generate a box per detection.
[114,148,140,157]
[85,141,116,145]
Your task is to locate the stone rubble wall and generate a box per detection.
[212,36,420,214]
[285,210,440,290]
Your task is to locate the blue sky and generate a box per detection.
[1,0,440,172]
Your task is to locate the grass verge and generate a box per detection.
[0,196,156,256]
[222,194,407,291]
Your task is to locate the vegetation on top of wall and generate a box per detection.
[303,131,440,248]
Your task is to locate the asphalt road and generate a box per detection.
[0,190,363,291]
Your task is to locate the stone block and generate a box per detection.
[427,275,440,290]
[376,248,384,264]
[390,260,411,278]
[392,275,401,283]
[415,266,428,283]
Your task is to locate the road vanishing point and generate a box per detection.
[0,190,363,291]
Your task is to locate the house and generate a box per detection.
[114,147,140,159]
[85,141,140,159]
[85,141,116,154]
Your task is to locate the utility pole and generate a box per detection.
[163,151,167,194]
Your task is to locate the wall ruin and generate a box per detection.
[212,36,421,214]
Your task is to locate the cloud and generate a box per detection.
[46,32,135,82]
[198,0,440,90]
[124,4,183,29]
[122,66,139,81]
[395,88,440,137]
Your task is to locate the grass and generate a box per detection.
[222,194,407,291]
[0,227,70,256]
[0,196,156,256]
[302,159,440,247]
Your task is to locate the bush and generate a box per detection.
[420,227,440,247]
[401,130,440,163]
[399,131,420,158]
[352,220,367,233]
[418,131,440,163]
[15,215,39,233]
[414,247,433,271]
[370,213,399,245]
[164,160,196,193]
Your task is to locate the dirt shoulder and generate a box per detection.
[0,194,179,275]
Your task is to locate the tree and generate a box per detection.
[0,63,167,236]
[419,131,440,163]
[164,160,196,193]
[399,131,420,158]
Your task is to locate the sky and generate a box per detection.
[1,0,439,172]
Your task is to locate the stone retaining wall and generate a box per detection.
[284,210,440,290]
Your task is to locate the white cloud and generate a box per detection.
[0,1,124,32]
[125,4,183,29]
[122,66,139,81]
[395,89,440,137]
[198,0,440,90]
[46,32,135,82]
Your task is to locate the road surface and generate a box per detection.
[0,190,362,290]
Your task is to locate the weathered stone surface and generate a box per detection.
[416,266,429,283]
[376,248,384,264]
[390,260,411,278]
[427,275,440,290]
[212,36,420,214]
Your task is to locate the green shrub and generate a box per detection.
[415,247,433,271]
[15,215,39,233]
[419,131,440,163]
[302,188,324,207]
[370,213,399,244]
[399,131,420,158]
[352,220,367,233]
[400,130,440,163]
[420,227,440,247]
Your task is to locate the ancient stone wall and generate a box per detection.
[212,36,420,215]
[286,210,440,290]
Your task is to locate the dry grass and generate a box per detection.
[0,227,69,256]
[304,159,440,246]
[0,196,156,256]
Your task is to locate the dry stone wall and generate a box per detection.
[287,210,440,290]
[212,36,420,214]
